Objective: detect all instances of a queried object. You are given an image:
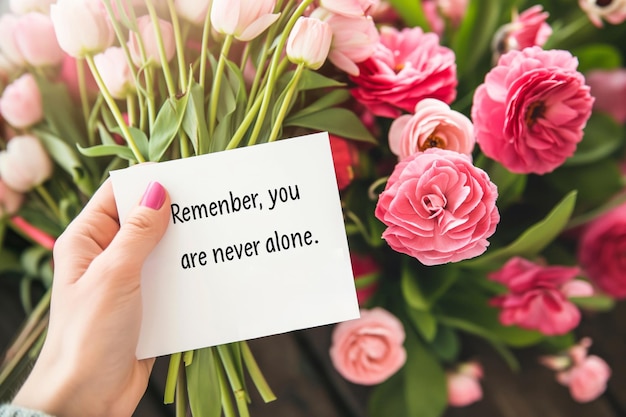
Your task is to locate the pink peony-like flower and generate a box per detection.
[0,135,53,192]
[128,15,175,68]
[286,17,333,70]
[351,26,457,118]
[329,307,406,385]
[492,5,552,59]
[210,0,280,42]
[375,148,499,265]
[586,68,626,124]
[388,98,474,160]
[447,361,484,407]
[14,12,64,68]
[489,257,588,335]
[0,180,24,217]
[578,201,626,298]
[472,46,593,175]
[579,0,626,27]
[0,73,43,129]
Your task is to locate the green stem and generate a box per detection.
[267,63,304,142]
[175,362,187,417]
[183,350,194,366]
[215,349,236,417]
[85,55,145,162]
[199,10,212,89]
[241,341,276,402]
[146,1,177,97]
[216,344,250,417]
[100,0,139,91]
[164,352,182,404]
[208,35,234,137]
[76,58,93,146]
[0,219,6,250]
[166,0,188,90]
[35,185,60,219]
[126,95,137,127]
[225,87,264,149]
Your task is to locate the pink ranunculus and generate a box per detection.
[447,361,484,407]
[311,7,379,76]
[329,307,406,385]
[492,5,552,59]
[578,201,626,298]
[286,17,333,70]
[0,73,43,129]
[0,14,26,67]
[94,47,136,99]
[586,68,626,124]
[472,46,593,175]
[14,12,64,68]
[375,148,499,265]
[351,26,457,118]
[0,180,24,217]
[489,257,584,335]
[0,135,53,192]
[128,15,176,68]
[175,0,212,26]
[210,0,280,41]
[579,0,626,27]
[388,98,474,160]
[10,0,57,14]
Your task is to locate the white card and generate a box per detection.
[110,132,359,359]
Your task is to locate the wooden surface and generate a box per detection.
[1,275,625,417]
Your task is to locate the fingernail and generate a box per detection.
[140,181,166,210]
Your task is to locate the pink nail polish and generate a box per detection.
[141,181,166,210]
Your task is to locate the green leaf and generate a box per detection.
[571,43,623,73]
[211,59,248,152]
[479,156,527,209]
[289,90,351,121]
[570,295,616,312]
[431,325,460,363]
[401,264,429,311]
[565,112,624,166]
[297,69,346,90]
[369,371,407,417]
[187,347,222,417]
[406,307,437,342]
[462,191,578,269]
[285,108,377,144]
[77,144,137,161]
[401,262,459,310]
[149,93,190,161]
[386,0,430,30]
[183,81,210,155]
[36,77,86,147]
[0,250,21,274]
[20,246,51,277]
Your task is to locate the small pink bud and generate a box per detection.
[210,0,280,41]
[94,47,136,99]
[14,12,64,67]
[0,135,53,192]
[286,17,332,70]
[0,73,43,129]
[447,361,484,407]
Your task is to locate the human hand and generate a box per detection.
[12,180,170,417]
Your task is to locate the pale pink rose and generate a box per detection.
[10,0,57,14]
[388,98,474,160]
[0,135,53,192]
[210,0,280,41]
[286,17,332,70]
[447,361,483,407]
[0,14,26,67]
[586,69,626,124]
[94,47,136,99]
[557,355,611,402]
[489,257,583,335]
[351,26,457,118]
[0,180,24,217]
[472,47,593,175]
[11,216,56,250]
[50,0,115,58]
[310,7,379,76]
[579,0,626,27]
[175,0,212,25]
[329,307,406,385]
[0,73,43,129]
[492,5,552,59]
[375,148,499,265]
[128,15,176,68]
[14,12,64,67]
[578,202,626,298]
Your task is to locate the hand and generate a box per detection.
[12,180,170,417]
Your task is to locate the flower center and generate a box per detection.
[596,0,613,7]
[525,101,546,126]
[419,134,446,151]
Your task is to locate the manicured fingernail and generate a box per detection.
[140,181,166,210]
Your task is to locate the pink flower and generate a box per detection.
[472,47,593,175]
[0,135,53,192]
[579,0,626,27]
[0,180,24,217]
[423,0,469,34]
[350,253,380,306]
[286,17,333,70]
[447,361,483,407]
[210,0,280,41]
[351,26,457,118]
[0,14,26,67]
[388,98,474,160]
[57,54,99,102]
[329,135,358,191]
[329,307,406,385]
[14,12,64,67]
[489,257,586,335]
[375,148,499,265]
[10,0,57,14]
[492,5,552,59]
[311,7,379,76]
[10,216,55,250]
[578,201,626,298]
[0,73,43,129]
[94,47,136,99]
[128,15,175,68]
[586,68,626,124]
[318,0,375,17]
[175,0,212,25]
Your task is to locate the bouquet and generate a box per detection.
[0,0,625,416]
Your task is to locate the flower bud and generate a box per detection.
[211,0,280,41]
[15,12,64,67]
[286,17,332,70]
[0,73,43,129]
[0,14,26,67]
[10,0,57,15]
[0,135,53,192]
[175,0,212,26]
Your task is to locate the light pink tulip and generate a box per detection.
[286,17,332,70]
[0,135,53,192]
[586,68,626,124]
[50,0,115,58]
[210,0,280,41]
[10,0,57,14]
[94,47,136,99]
[0,180,24,217]
[128,15,175,68]
[0,73,43,129]
[447,362,484,407]
[175,0,212,25]
[388,98,474,159]
[318,0,375,17]
[579,0,626,27]
[329,308,406,385]
[0,14,26,67]
[15,12,64,67]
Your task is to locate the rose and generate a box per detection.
[375,148,499,265]
[128,15,175,68]
[447,362,483,407]
[329,307,406,385]
[472,46,593,175]
[0,73,43,129]
[388,98,474,159]
[286,17,333,70]
[0,135,53,192]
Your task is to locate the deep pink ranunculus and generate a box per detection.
[472,46,593,175]
[375,148,499,265]
[350,26,457,118]
[492,5,552,59]
[489,257,585,335]
[578,201,626,298]
[329,307,406,385]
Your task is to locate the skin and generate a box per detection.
[12,180,170,417]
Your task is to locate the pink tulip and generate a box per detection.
[0,180,24,217]
[175,0,212,25]
[586,68,626,124]
[286,17,332,70]
[0,135,53,192]
[318,0,375,17]
[94,47,136,99]
[128,15,176,68]
[388,98,474,159]
[0,73,43,129]
[10,0,57,14]
[50,0,115,58]
[210,0,280,41]
[579,0,626,27]
[447,362,484,407]
[329,308,406,385]
[57,54,99,102]
[14,12,64,67]
[0,14,26,67]
[492,5,552,59]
